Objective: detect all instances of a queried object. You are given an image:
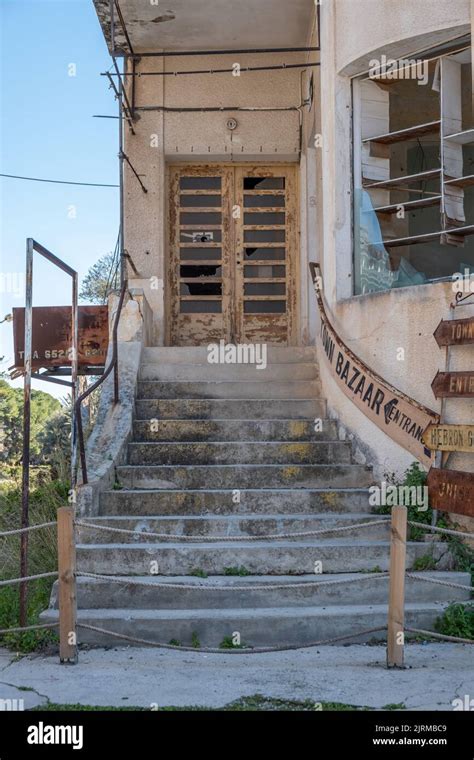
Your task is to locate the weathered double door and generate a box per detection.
[168,164,298,346]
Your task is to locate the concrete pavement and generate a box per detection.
[0,643,472,710]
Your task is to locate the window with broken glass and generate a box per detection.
[353,38,474,295]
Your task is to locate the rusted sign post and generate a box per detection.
[427,468,474,517]
[387,506,407,668]
[12,306,109,371]
[431,371,474,398]
[433,317,474,347]
[19,240,79,629]
[423,424,474,453]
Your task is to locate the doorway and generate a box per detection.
[167,164,298,346]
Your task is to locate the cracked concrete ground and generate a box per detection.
[0,644,472,710]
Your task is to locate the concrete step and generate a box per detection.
[136,380,322,400]
[116,464,373,490]
[42,602,454,648]
[99,488,373,515]
[135,398,327,420]
[139,363,319,382]
[50,572,470,610]
[132,419,338,442]
[76,539,450,575]
[127,441,352,466]
[141,346,318,365]
[77,513,389,543]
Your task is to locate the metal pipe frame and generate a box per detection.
[75,281,128,485]
[127,46,320,58]
[104,61,320,77]
[20,239,78,627]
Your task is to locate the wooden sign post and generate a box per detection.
[427,468,474,517]
[57,507,77,664]
[387,506,407,668]
[423,424,474,453]
[433,317,474,347]
[431,371,474,398]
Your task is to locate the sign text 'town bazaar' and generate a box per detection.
[310,264,439,468]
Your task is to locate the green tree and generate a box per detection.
[0,379,62,466]
[79,252,120,304]
[38,406,71,481]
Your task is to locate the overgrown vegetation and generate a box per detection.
[223,565,251,576]
[219,635,247,649]
[0,477,67,652]
[375,462,474,583]
[31,694,377,711]
[79,251,120,305]
[374,462,433,540]
[412,554,438,571]
[435,603,474,640]
[190,568,208,578]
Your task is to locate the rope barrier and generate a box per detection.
[405,627,474,645]
[76,571,390,591]
[0,571,58,587]
[408,521,474,540]
[0,622,58,635]
[76,623,388,653]
[0,521,57,538]
[406,573,474,592]
[75,518,390,543]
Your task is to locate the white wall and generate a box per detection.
[315,0,474,485]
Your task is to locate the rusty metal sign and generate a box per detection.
[310,263,439,468]
[13,306,108,369]
[433,317,474,347]
[423,423,474,453]
[431,371,474,398]
[427,467,474,517]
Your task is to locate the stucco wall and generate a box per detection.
[314,0,474,489]
[334,0,470,75]
[123,47,316,344]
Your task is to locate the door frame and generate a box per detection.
[165,161,300,346]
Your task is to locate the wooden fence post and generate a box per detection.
[57,506,77,664]
[387,505,407,668]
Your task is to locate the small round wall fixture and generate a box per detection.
[226,118,238,131]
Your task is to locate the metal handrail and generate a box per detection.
[75,280,128,485]
[20,238,78,627]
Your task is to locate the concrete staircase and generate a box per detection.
[45,347,470,648]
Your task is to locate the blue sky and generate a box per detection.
[0,0,119,398]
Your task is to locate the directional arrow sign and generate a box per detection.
[427,468,474,517]
[433,316,474,347]
[431,371,474,398]
[423,424,474,453]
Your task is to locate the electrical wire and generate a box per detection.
[0,173,119,188]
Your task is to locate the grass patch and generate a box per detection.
[219,635,247,649]
[31,695,373,711]
[412,553,438,571]
[190,568,208,578]
[435,603,474,640]
[223,565,251,577]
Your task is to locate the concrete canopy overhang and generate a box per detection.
[93,0,316,55]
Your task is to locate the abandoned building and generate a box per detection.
[39,0,474,649]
